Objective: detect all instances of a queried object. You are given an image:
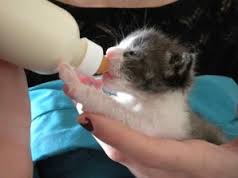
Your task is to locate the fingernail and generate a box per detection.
[80,117,94,132]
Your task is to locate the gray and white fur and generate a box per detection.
[59,28,226,145]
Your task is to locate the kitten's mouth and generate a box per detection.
[102,72,115,81]
[102,61,121,81]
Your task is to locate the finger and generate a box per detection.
[94,137,130,164]
[222,138,238,153]
[94,137,186,178]
[78,113,217,172]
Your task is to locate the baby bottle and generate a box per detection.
[0,0,108,75]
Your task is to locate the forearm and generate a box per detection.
[56,0,177,8]
[0,60,32,178]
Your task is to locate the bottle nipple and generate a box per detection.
[96,56,109,75]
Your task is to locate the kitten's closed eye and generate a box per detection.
[123,50,136,58]
[123,50,144,60]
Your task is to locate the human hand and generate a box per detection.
[56,0,177,8]
[77,113,238,178]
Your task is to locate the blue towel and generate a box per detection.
[188,76,238,139]
[30,75,238,178]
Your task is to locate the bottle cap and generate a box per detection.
[77,38,104,75]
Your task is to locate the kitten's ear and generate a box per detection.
[165,51,196,76]
[163,51,196,88]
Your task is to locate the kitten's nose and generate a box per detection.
[106,47,124,60]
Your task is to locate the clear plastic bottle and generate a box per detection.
[0,0,108,75]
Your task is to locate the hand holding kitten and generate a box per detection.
[78,112,238,178]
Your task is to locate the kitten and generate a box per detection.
[59,28,226,145]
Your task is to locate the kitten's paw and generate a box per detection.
[79,75,103,89]
[58,63,101,106]
[58,63,83,100]
[58,63,79,89]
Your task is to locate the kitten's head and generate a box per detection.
[104,28,196,93]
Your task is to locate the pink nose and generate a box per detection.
[106,47,124,60]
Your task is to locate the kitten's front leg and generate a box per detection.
[78,75,103,90]
[58,63,136,125]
